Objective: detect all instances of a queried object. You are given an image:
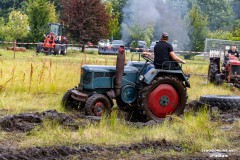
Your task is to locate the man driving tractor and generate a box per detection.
[228,45,239,58]
[43,32,56,55]
[143,32,185,70]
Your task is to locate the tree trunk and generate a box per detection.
[81,44,85,52]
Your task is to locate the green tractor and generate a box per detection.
[62,46,190,122]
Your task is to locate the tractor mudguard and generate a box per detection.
[144,69,190,87]
[143,68,158,84]
[70,89,88,102]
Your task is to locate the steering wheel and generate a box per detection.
[141,54,154,63]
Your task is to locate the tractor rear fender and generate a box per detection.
[143,68,190,87]
[70,89,88,102]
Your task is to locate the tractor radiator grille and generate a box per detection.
[231,65,240,75]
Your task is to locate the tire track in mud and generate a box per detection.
[0,141,239,160]
[0,140,206,160]
[0,110,100,132]
[0,140,177,160]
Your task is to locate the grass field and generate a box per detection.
[0,48,239,157]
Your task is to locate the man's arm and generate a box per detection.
[142,52,154,58]
[236,51,239,58]
[170,51,186,64]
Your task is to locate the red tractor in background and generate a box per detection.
[208,46,240,87]
[36,23,68,55]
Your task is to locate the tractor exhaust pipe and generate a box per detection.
[115,46,125,97]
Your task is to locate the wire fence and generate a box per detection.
[0,40,210,61]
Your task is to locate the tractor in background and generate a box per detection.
[208,47,240,87]
[62,46,190,122]
[36,23,68,55]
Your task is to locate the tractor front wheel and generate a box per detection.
[54,44,61,55]
[36,42,43,53]
[85,94,112,116]
[61,45,67,55]
[208,58,219,83]
[62,89,82,110]
[139,76,187,122]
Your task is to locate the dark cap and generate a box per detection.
[162,32,169,38]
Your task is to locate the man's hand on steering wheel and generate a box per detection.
[142,52,152,56]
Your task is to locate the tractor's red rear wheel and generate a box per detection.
[139,76,187,122]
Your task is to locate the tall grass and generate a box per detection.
[0,48,238,113]
[21,108,230,153]
[187,76,234,100]
[0,52,117,93]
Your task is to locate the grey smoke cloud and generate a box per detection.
[121,0,189,50]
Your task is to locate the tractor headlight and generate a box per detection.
[139,75,144,81]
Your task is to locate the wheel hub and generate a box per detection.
[93,102,104,116]
[159,96,169,107]
[148,84,179,118]
[121,85,137,104]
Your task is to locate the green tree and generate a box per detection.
[0,0,28,19]
[208,19,240,41]
[49,0,61,13]
[185,6,208,51]
[0,17,5,40]
[48,2,58,23]
[105,0,127,22]
[128,24,154,46]
[208,30,233,40]
[105,0,127,38]
[4,10,29,41]
[190,0,233,30]
[232,0,240,19]
[106,2,120,41]
[232,19,240,41]
[27,0,57,42]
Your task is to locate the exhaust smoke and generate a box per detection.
[121,0,189,50]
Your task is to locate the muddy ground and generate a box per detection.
[0,101,239,160]
[0,139,212,160]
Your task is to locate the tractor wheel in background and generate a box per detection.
[139,76,187,122]
[36,42,43,53]
[85,94,112,117]
[54,44,61,55]
[208,59,219,83]
[200,95,240,111]
[61,45,67,55]
[62,89,82,110]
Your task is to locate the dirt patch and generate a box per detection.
[1,100,239,133]
[0,139,201,160]
[0,139,238,159]
[0,110,100,132]
[0,105,239,159]
[186,100,240,123]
